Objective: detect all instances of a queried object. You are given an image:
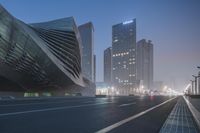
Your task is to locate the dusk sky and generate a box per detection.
[1,0,200,92]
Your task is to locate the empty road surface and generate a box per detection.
[0,96,178,133]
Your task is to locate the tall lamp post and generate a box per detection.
[198,72,200,96]
[190,80,195,95]
[197,66,200,95]
[192,75,198,95]
[192,75,200,95]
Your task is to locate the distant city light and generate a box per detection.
[123,20,133,25]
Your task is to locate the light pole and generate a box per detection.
[193,66,200,95]
[192,75,200,95]
[190,80,194,95]
[197,67,200,95]
[192,75,197,95]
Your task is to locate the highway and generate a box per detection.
[0,96,178,133]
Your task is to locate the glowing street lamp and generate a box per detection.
[141,85,144,90]
[163,86,168,92]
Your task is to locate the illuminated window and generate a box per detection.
[114,39,118,42]
[123,20,133,25]
[123,65,126,68]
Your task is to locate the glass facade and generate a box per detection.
[137,39,153,90]
[78,22,95,82]
[104,47,112,85]
[112,19,137,95]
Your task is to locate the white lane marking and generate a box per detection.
[0,99,93,107]
[0,102,113,117]
[95,97,177,133]
[119,102,136,107]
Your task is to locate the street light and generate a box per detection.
[192,75,200,95]
[192,75,197,95]
[197,66,200,69]
[190,80,195,95]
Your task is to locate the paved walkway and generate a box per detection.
[159,97,199,133]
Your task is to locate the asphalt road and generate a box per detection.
[0,96,178,133]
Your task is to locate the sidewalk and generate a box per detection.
[159,97,199,133]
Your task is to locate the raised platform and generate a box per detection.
[159,97,199,133]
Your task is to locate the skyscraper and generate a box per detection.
[93,54,96,82]
[104,47,112,85]
[112,19,137,95]
[78,22,95,82]
[137,39,153,90]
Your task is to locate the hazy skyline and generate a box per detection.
[1,0,200,91]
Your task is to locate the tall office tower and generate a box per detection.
[104,47,112,85]
[112,19,137,95]
[93,54,96,82]
[78,22,95,82]
[137,39,153,90]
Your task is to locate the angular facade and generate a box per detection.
[0,5,94,96]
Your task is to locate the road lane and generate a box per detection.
[0,97,110,114]
[96,97,177,133]
[0,96,143,114]
[0,96,178,133]
[109,97,178,133]
[0,101,114,117]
